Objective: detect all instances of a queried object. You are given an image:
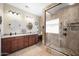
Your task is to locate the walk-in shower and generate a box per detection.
[45,3,79,55]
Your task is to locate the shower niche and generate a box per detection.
[67,22,79,31]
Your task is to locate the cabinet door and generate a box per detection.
[29,35,33,46]
[28,35,38,46]
[11,38,18,52]
[1,38,12,55]
[24,36,28,47]
[32,35,36,44]
[17,36,24,49]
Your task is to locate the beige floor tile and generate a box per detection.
[8,43,65,56]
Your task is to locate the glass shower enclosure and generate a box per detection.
[45,3,79,56]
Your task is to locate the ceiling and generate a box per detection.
[47,3,69,14]
[47,3,76,14]
[8,3,50,16]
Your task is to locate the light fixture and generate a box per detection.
[8,10,20,15]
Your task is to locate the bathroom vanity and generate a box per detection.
[1,34,41,56]
[0,4,42,56]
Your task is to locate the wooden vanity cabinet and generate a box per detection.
[1,34,39,56]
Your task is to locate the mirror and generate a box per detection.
[27,22,33,30]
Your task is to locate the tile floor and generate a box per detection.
[8,43,65,56]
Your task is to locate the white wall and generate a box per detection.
[0,3,3,56]
[3,4,40,35]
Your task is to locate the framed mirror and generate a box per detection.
[27,22,33,30]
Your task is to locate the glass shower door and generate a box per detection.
[46,18,60,49]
